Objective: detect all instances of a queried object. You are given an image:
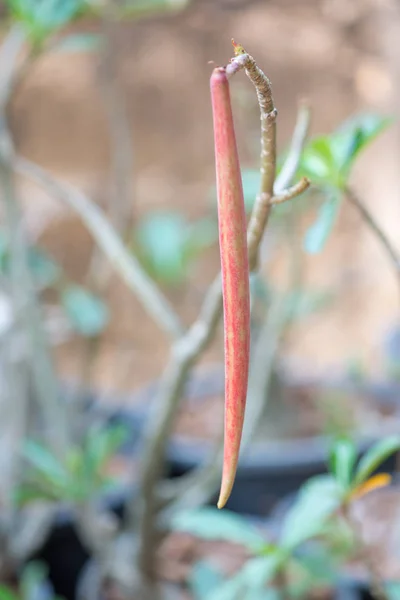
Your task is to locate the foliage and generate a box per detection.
[133,211,217,286]
[6,0,91,45]
[16,424,128,505]
[298,113,391,254]
[172,436,400,599]
[0,233,109,337]
[0,562,62,600]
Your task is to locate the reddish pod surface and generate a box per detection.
[210,67,250,509]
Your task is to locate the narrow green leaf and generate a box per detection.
[354,436,400,485]
[304,189,342,254]
[21,561,48,600]
[329,437,357,489]
[22,441,69,487]
[299,137,337,182]
[28,248,61,288]
[189,561,224,600]
[281,476,342,550]
[332,113,392,177]
[170,507,265,551]
[61,285,109,337]
[208,555,281,600]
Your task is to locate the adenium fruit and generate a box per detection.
[210,66,250,509]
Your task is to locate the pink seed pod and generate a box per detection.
[210,67,250,509]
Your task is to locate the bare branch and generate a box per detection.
[346,186,400,287]
[14,157,184,340]
[274,101,311,194]
[230,41,277,270]
[270,177,310,205]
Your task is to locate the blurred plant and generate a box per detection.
[0,2,397,597]
[132,211,217,286]
[0,562,62,600]
[298,114,396,264]
[16,423,128,506]
[170,436,400,600]
[0,233,109,337]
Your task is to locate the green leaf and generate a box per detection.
[22,440,69,487]
[136,212,188,284]
[281,475,342,550]
[208,556,282,600]
[170,507,265,551]
[189,561,224,600]
[332,113,392,177]
[21,561,48,600]
[135,211,215,285]
[61,285,109,337]
[0,586,18,600]
[354,436,400,485]
[385,582,400,600]
[304,189,342,254]
[83,424,128,484]
[329,437,357,489]
[300,138,337,183]
[9,0,87,41]
[28,248,61,288]
[52,33,102,53]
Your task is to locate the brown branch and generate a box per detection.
[270,177,310,205]
[230,41,277,270]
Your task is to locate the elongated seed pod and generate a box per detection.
[210,67,250,509]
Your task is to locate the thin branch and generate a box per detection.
[13,157,184,340]
[230,41,277,270]
[0,140,68,458]
[274,101,311,194]
[270,177,310,205]
[346,186,400,286]
[0,28,68,458]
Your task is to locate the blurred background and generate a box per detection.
[4,0,400,398]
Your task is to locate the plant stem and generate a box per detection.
[14,157,184,340]
[0,27,68,458]
[270,177,310,205]
[230,43,277,270]
[346,186,400,289]
[274,102,311,193]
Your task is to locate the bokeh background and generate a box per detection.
[6,0,400,397]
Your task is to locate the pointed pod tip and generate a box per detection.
[217,477,234,510]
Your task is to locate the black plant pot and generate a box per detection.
[335,581,375,600]
[126,366,400,517]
